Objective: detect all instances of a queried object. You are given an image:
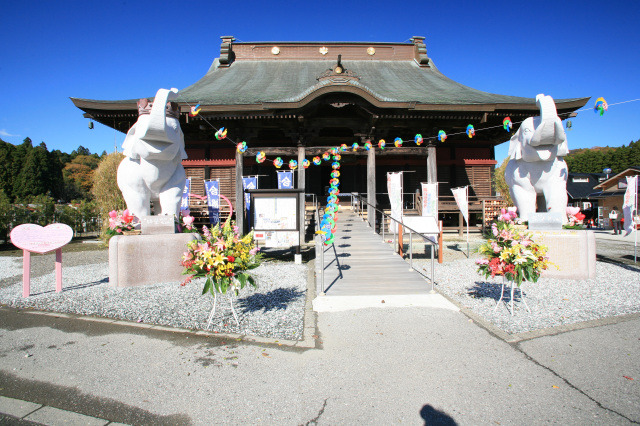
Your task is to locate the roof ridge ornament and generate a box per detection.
[411,36,430,67]
[219,36,236,67]
[317,55,360,83]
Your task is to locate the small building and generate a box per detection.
[71,36,588,231]
[566,172,606,224]
[590,166,640,228]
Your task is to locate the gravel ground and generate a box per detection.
[0,250,309,341]
[412,252,640,334]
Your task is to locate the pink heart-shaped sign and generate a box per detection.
[10,223,73,254]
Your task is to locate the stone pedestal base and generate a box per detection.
[530,230,596,279]
[109,233,199,288]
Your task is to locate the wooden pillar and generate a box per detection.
[235,150,244,233]
[297,145,306,246]
[367,148,376,229]
[427,145,437,184]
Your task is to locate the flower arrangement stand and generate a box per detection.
[206,291,240,328]
[494,276,531,316]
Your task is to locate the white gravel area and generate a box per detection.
[429,256,640,334]
[0,259,309,340]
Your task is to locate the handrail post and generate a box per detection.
[409,231,413,271]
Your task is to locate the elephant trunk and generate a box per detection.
[137,88,179,143]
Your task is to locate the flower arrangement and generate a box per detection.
[181,220,262,296]
[477,209,551,287]
[105,209,138,239]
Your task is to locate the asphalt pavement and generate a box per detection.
[0,231,638,424]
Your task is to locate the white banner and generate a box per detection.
[623,175,638,236]
[421,182,438,217]
[387,172,403,234]
[451,186,469,224]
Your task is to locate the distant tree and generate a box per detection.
[0,140,16,199]
[14,144,52,198]
[70,145,91,158]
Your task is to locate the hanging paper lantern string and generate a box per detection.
[594,97,608,116]
[394,137,403,147]
[332,161,341,170]
[273,157,283,168]
[333,154,341,161]
[330,178,340,186]
[378,139,386,149]
[236,141,247,153]
[256,151,266,163]
[322,152,331,161]
[415,134,423,145]
[331,170,340,178]
[364,141,372,150]
[466,124,475,138]
[438,130,447,142]
[352,142,359,151]
[313,156,322,165]
[215,127,227,140]
[330,148,339,155]
[189,104,201,117]
[289,159,298,170]
[303,159,310,168]
[339,144,348,152]
[503,117,512,132]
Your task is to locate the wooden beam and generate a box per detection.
[367,147,377,229]
[297,145,306,246]
[427,145,437,183]
[235,150,244,233]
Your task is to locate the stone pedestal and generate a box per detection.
[530,230,596,279]
[108,233,199,288]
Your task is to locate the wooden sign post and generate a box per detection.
[9,224,73,297]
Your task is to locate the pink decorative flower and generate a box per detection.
[183,215,195,227]
[122,209,135,224]
[108,210,118,219]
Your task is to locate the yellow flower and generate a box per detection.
[213,253,225,266]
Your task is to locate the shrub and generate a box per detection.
[91,152,126,241]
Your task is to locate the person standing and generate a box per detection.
[609,207,620,234]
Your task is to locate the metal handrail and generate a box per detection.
[351,193,437,292]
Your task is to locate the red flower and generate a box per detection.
[227,256,235,262]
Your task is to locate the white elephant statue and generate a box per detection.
[505,94,569,223]
[117,88,187,218]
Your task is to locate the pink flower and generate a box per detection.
[116,229,122,233]
[181,208,191,217]
[213,238,225,251]
[183,215,194,226]
[249,247,259,256]
[108,210,118,219]
[475,258,489,265]
[122,209,135,224]
[202,226,211,238]
[233,225,239,235]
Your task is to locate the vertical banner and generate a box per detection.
[421,182,438,217]
[277,171,293,189]
[180,177,191,211]
[204,179,220,226]
[451,185,470,257]
[242,176,258,212]
[623,175,638,236]
[387,172,403,234]
[451,186,469,223]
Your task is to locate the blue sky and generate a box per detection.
[1,1,638,164]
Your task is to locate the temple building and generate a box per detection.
[71,36,589,231]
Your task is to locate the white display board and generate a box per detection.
[253,196,297,230]
[401,215,439,243]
